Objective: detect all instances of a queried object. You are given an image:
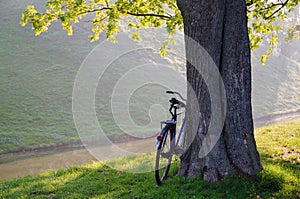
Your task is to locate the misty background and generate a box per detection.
[0,0,299,160]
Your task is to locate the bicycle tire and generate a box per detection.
[155,125,174,186]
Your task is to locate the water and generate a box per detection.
[0,138,155,181]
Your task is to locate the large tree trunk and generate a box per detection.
[176,0,262,181]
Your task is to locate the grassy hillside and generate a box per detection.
[0,0,184,155]
[0,0,97,154]
[0,0,300,155]
[1,121,299,198]
[252,43,300,118]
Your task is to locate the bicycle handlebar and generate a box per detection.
[166,91,186,101]
[167,91,186,120]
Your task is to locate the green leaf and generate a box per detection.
[20,0,300,61]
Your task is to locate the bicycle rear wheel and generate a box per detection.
[155,126,174,186]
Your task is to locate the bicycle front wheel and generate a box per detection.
[155,126,174,186]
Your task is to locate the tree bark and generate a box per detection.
[176,0,262,181]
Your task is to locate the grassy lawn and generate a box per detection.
[1,121,299,198]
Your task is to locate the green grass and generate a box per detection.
[0,0,95,154]
[1,121,299,198]
[254,121,300,198]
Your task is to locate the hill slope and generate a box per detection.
[0,0,299,154]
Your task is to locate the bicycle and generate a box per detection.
[155,90,186,186]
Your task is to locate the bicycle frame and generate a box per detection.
[155,94,185,153]
[155,91,186,186]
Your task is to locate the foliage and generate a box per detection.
[21,0,300,60]
[1,121,300,198]
[21,0,183,56]
[247,0,300,64]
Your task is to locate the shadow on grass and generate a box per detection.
[1,156,299,199]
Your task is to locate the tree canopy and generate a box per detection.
[21,0,299,62]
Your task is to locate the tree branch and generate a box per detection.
[126,11,172,19]
[78,7,172,20]
[105,1,109,8]
[246,0,254,7]
[77,7,111,15]
[247,0,290,16]
[261,3,287,11]
[264,0,290,19]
